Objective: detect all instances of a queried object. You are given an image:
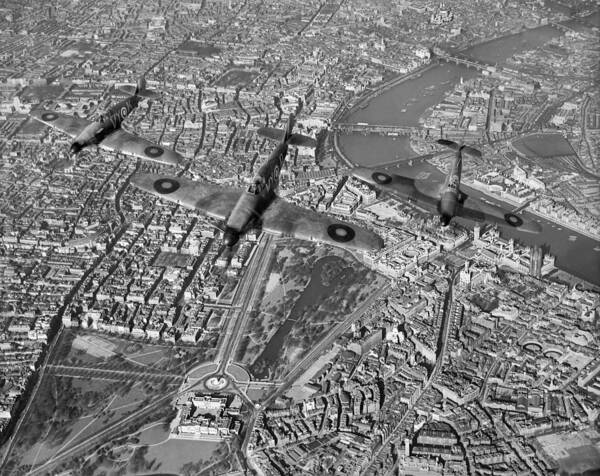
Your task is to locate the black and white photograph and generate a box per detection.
[0,0,598,475]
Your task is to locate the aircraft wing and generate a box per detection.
[31,109,90,138]
[260,198,384,252]
[129,173,242,220]
[351,167,441,208]
[257,127,284,142]
[456,199,542,233]
[257,127,317,148]
[101,130,184,166]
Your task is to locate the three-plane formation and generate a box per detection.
[32,77,183,166]
[33,80,541,254]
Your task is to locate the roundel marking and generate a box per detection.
[145,146,164,158]
[327,224,356,243]
[153,178,180,194]
[504,213,523,227]
[120,106,128,118]
[41,112,58,121]
[372,172,392,185]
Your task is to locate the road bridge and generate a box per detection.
[332,123,420,136]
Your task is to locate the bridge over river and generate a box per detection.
[432,46,497,72]
[332,122,421,136]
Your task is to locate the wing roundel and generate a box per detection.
[130,173,242,221]
[31,109,92,138]
[100,129,183,166]
[371,172,393,185]
[260,198,384,252]
[456,201,541,233]
[144,146,165,158]
[327,224,356,243]
[40,112,59,121]
[503,213,524,227]
[153,178,181,194]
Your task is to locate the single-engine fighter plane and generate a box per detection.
[31,77,183,166]
[351,139,541,233]
[130,115,384,252]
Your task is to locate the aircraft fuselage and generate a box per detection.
[71,95,141,154]
[438,147,463,226]
[223,142,288,246]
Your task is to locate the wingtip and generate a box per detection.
[172,154,186,167]
[129,172,146,189]
[502,212,543,234]
[360,235,385,253]
[520,220,543,234]
[129,172,159,190]
[364,230,385,252]
[350,167,373,182]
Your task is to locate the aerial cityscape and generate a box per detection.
[0,0,598,475]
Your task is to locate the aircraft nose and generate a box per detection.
[70,142,83,154]
[440,214,452,227]
[223,228,239,248]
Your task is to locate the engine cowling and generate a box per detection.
[70,142,84,154]
[223,227,240,247]
[439,214,452,227]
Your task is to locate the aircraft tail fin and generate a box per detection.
[256,114,316,148]
[134,77,146,95]
[437,139,481,159]
[133,76,159,98]
[283,114,295,143]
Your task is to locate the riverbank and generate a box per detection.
[463,179,600,243]
[331,13,600,285]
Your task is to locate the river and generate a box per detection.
[337,15,600,285]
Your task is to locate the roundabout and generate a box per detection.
[204,374,230,391]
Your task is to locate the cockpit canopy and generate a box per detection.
[248,177,265,195]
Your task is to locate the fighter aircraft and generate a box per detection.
[130,115,384,252]
[31,77,183,166]
[351,139,541,233]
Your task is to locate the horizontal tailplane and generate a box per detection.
[437,139,481,159]
[257,127,316,148]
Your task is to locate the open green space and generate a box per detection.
[512,133,576,158]
[246,387,273,403]
[3,326,219,474]
[214,68,260,88]
[3,375,171,474]
[511,133,579,172]
[236,240,387,381]
[54,329,214,375]
[82,437,234,475]
[537,428,600,475]
[177,40,221,57]
[234,242,319,367]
